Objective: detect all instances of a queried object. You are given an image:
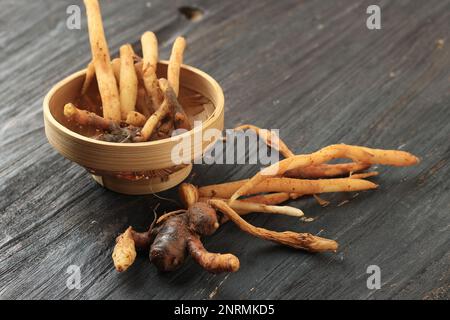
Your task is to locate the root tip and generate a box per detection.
[228,255,240,272]
[229,194,239,203]
[63,103,77,118]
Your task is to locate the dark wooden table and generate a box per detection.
[1,0,449,300]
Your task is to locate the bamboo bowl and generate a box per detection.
[43,61,224,195]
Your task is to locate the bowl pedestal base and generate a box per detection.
[91,164,193,195]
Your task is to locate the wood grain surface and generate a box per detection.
[0,0,449,300]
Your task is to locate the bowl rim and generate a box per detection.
[43,60,224,147]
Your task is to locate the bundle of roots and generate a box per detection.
[112,131,419,274]
[65,1,421,276]
[65,0,192,144]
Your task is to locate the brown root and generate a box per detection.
[187,235,240,273]
[64,103,116,130]
[136,86,154,117]
[150,214,189,272]
[158,118,174,136]
[187,202,220,236]
[174,113,191,131]
[159,78,191,130]
[149,203,223,272]
[210,199,338,252]
[112,200,242,274]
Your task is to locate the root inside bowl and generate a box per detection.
[43,61,224,194]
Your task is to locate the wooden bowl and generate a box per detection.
[43,61,224,195]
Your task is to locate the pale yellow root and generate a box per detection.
[249,177,378,196]
[187,181,304,221]
[232,126,372,179]
[348,171,379,179]
[144,68,163,110]
[134,62,144,86]
[81,61,95,95]
[141,32,158,70]
[210,200,338,252]
[285,162,371,179]
[112,227,137,272]
[198,197,298,218]
[135,102,169,141]
[179,183,199,208]
[199,176,377,199]
[179,183,301,218]
[111,58,121,84]
[228,199,304,217]
[64,103,115,130]
[168,37,186,97]
[134,79,172,141]
[197,163,371,203]
[234,124,295,158]
[84,0,121,121]
[125,111,147,127]
[230,144,419,202]
[141,32,163,110]
[242,192,292,205]
[199,196,304,218]
[119,44,138,119]
[199,179,248,198]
